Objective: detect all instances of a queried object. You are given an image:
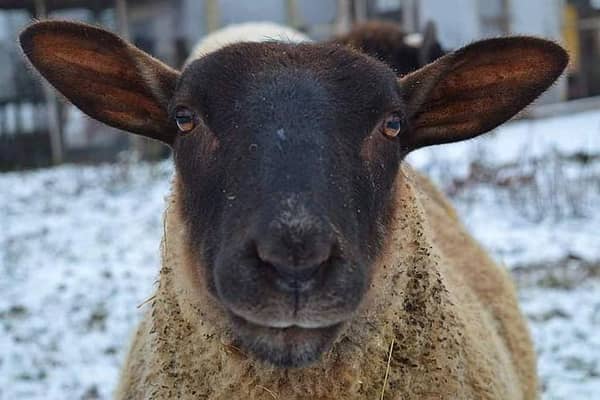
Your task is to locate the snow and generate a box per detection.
[409,109,600,170]
[522,281,600,399]
[1,109,599,399]
[1,162,172,399]
[408,109,600,267]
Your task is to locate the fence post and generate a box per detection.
[353,0,368,23]
[335,0,352,34]
[115,0,130,40]
[286,0,301,29]
[402,0,419,32]
[34,0,64,165]
[205,0,220,33]
[115,0,147,160]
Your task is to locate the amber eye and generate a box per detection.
[380,113,403,138]
[174,107,197,133]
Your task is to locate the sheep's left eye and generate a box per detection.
[380,113,403,138]
[175,107,196,133]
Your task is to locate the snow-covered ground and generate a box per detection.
[1,162,171,399]
[1,110,599,399]
[409,109,600,267]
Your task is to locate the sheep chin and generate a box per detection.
[228,313,344,368]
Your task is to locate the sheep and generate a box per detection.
[330,20,446,75]
[20,20,568,400]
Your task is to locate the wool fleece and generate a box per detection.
[115,164,536,400]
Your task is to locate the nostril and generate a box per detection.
[255,235,334,269]
[254,239,336,292]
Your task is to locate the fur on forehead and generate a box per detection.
[176,41,402,108]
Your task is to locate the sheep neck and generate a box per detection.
[144,165,467,399]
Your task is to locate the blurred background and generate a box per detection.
[0,1,599,399]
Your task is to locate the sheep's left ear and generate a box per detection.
[399,37,568,151]
[20,20,180,145]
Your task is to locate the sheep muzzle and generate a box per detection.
[211,204,369,368]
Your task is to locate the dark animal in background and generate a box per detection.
[331,20,446,75]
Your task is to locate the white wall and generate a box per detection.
[181,0,337,46]
[510,0,564,38]
[419,0,480,48]
[220,0,286,25]
[419,0,564,46]
[419,0,566,103]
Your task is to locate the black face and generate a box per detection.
[172,42,405,367]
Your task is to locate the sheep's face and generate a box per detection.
[21,21,568,369]
[174,43,404,367]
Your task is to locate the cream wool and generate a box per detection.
[185,22,310,66]
[116,165,536,399]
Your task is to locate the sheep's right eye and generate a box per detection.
[174,107,197,133]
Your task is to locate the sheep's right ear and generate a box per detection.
[20,21,180,145]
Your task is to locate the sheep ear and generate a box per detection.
[20,21,180,145]
[399,37,568,150]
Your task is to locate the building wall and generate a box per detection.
[180,0,337,48]
[420,0,564,44]
[419,0,481,48]
[511,0,564,37]
[220,0,286,25]
[419,0,566,103]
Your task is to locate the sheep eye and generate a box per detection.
[380,113,403,138]
[175,107,196,133]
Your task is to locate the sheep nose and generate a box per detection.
[254,221,335,292]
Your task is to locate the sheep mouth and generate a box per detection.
[230,312,343,332]
[227,306,346,329]
[228,313,344,367]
